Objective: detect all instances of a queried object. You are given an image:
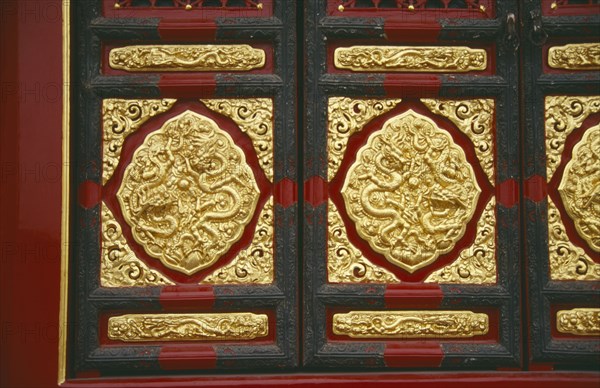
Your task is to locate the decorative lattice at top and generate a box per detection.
[333,0,492,13]
[113,0,264,9]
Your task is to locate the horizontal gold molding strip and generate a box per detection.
[333,310,489,338]
[334,46,487,72]
[108,313,269,342]
[556,308,600,336]
[109,45,266,72]
[548,43,600,70]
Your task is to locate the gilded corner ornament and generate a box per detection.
[545,95,600,181]
[556,308,600,336]
[109,45,265,72]
[333,311,489,338]
[558,124,600,252]
[342,110,481,273]
[548,43,600,70]
[425,197,496,284]
[103,98,176,185]
[101,202,174,287]
[547,198,600,281]
[201,98,274,181]
[328,200,400,283]
[201,197,274,284]
[108,313,269,341]
[334,46,487,72]
[117,111,260,275]
[422,98,495,184]
[327,97,402,181]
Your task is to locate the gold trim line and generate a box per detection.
[109,45,266,72]
[334,46,487,72]
[333,310,489,338]
[108,313,269,341]
[58,0,70,383]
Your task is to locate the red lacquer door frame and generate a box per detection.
[0,0,599,387]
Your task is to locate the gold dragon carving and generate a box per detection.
[201,197,274,284]
[548,43,600,70]
[117,111,260,275]
[201,98,274,181]
[545,95,600,181]
[421,98,495,184]
[327,97,402,181]
[548,198,600,281]
[101,202,174,287]
[558,123,600,252]
[109,45,265,72]
[333,310,489,338]
[103,99,176,185]
[327,200,399,283]
[425,197,496,284]
[556,308,600,336]
[342,110,481,273]
[108,313,269,341]
[334,46,487,72]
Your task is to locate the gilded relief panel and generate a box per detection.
[100,99,275,287]
[326,97,497,284]
[544,96,600,281]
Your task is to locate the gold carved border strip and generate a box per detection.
[101,202,174,287]
[421,98,495,185]
[109,45,266,72]
[334,46,487,72]
[547,198,600,281]
[556,308,600,336]
[327,97,402,181]
[328,200,399,283]
[201,98,274,182]
[425,197,497,284]
[333,311,489,338]
[548,43,600,70]
[108,313,269,341]
[545,95,600,181]
[201,197,274,284]
[102,98,176,185]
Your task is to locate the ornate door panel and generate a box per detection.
[62,1,297,378]
[522,1,600,368]
[303,0,522,369]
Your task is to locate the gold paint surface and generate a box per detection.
[558,124,600,252]
[548,43,600,70]
[548,198,600,281]
[342,110,481,273]
[333,310,489,338]
[101,202,174,287]
[103,99,176,185]
[202,197,274,284]
[108,313,268,341]
[421,98,495,184]
[59,0,70,382]
[109,45,265,72]
[327,97,402,181]
[334,46,487,72]
[117,111,259,275]
[328,200,399,283]
[201,98,274,182]
[425,197,496,284]
[545,96,600,181]
[557,308,600,336]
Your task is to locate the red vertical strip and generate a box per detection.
[384,343,444,368]
[384,284,443,309]
[158,19,217,41]
[159,345,217,370]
